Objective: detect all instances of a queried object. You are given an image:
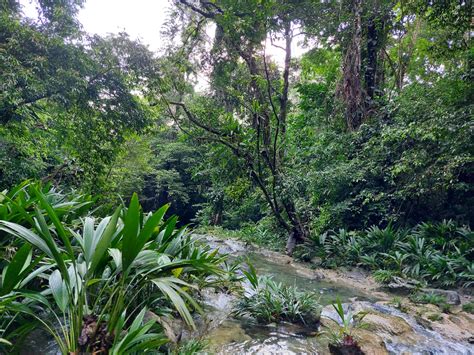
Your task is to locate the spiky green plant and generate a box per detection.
[409,292,446,306]
[324,298,367,354]
[364,224,406,254]
[373,269,399,284]
[0,188,227,353]
[234,266,321,326]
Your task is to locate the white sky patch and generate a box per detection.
[20,0,310,92]
[20,0,308,62]
[78,0,172,52]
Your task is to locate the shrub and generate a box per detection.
[409,292,446,306]
[234,266,321,326]
[0,186,230,353]
[310,221,472,288]
[364,224,406,255]
[316,229,361,268]
[373,269,399,284]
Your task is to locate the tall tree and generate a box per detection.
[0,1,157,188]
[160,0,309,253]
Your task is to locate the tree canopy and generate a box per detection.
[1,0,472,243]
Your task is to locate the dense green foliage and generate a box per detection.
[0,182,234,353]
[1,0,471,232]
[0,3,472,351]
[149,0,472,254]
[299,220,473,288]
[1,2,156,190]
[235,265,321,326]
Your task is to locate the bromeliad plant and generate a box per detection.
[0,188,226,353]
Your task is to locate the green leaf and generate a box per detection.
[0,221,51,257]
[122,193,141,273]
[1,244,32,294]
[151,278,196,329]
[0,338,12,346]
[49,269,68,312]
[82,217,95,263]
[88,207,121,276]
[33,187,75,260]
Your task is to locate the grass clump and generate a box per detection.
[462,302,474,314]
[410,292,446,306]
[389,296,409,312]
[427,313,443,322]
[234,265,321,326]
[172,339,208,355]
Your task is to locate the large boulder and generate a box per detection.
[385,276,421,294]
[421,288,461,305]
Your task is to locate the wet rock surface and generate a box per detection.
[321,301,473,354]
[385,276,421,293]
[198,234,474,355]
[28,234,474,355]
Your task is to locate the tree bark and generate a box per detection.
[365,16,378,101]
[340,0,364,131]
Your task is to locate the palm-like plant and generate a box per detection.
[319,229,361,267]
[364,224,406,254]
[0,180,93,228]
[234,266,321,327]
[400,235,435,280]
[0,181,93,266]
[325,298,366,354]
[0,189,226,353]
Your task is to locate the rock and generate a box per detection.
[353,329,388,355]
[310,256,322,265]
[421,288,461,305]
[363,313,413,336]
[295,266,319,280]
[385,276,421,294]
[145,311,184,343]
[205,320,252,349]
[448,315,463,325]
[258,249,293,264]
[414,315,433,330]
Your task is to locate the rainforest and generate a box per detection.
[0,0,472,354]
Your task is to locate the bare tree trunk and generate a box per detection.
[340,0,364,131]
[365,16,378,101]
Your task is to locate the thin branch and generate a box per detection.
[178,0,216,18]
[199,1,224,14]
[269,37,286,51]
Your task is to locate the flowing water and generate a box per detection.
[200,236,374,354]
[24,234,473,354]
[199,235,473,355]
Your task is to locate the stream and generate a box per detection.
[198,235,474,355]
[24,234,473,354]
